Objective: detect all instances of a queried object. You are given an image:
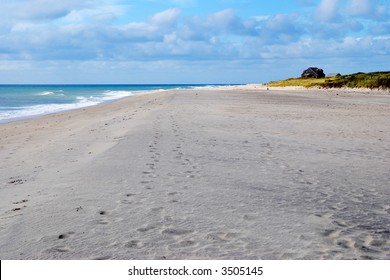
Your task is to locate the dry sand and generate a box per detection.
[0,87,389,260]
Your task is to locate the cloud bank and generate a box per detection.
[0,0,389,83]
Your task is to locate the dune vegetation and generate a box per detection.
[267,71,390,89]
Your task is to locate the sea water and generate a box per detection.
[0,84,223,123]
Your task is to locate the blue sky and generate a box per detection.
[0,0,389,84]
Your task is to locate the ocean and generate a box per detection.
[0,84,224,123]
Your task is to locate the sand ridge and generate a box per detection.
[0,88,389,259]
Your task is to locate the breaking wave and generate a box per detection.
[0,90,138,122]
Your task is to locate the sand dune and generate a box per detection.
[0,87,389,259]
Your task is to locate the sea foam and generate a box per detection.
[0,90,136,122]
[0,84,209,123]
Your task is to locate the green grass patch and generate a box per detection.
[266,77,329,87]
[267,71,390,89]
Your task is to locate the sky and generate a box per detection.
[0,0,389,84]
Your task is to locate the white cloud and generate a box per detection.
[206,9,237,30]
[185,9,257,37]
[347,0,388,19]
[60,3,126,24]
[150,8,181,26]
[0,1,389,83]
[0,3,386,62]
[263,13,302,40]
[1,0,83,21]
[314,0,341,22]
[258,35,390,63]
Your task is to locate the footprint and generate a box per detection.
[168,192,178,196]
[243,214,257,221]
[354,243,379,254]
[58,233,70,240]
[178,240,197,247]
[137,224,156,233]
[7,177,26,185]
[45,246,70,253]
[125,240,144,249]
[57,231,75,240]
[206,232,239,242]
[13,199,29,204]
[336,239,353,249]
[94,256,112,260]
[369,239,387,247]
[321,229,340,238]
[140,181,152,184]
[169,240,197,249]
[162,228,193,236]
[97,211,109,225]
[121,199,132,205]
[151,207,164,213]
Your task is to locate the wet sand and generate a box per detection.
[0,87,389,259]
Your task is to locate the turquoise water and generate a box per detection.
[0,84,225,122]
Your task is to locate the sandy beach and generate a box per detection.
[0,86,389,260]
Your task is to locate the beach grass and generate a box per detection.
[267,71,390,89]
[267,77,329,88]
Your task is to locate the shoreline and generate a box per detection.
[0,84,240,125]
[0,87,175,125]
[1,84,389,125]
[1,87,389,259]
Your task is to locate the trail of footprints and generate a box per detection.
[307,185,390,259]
[41,101,261,259]
[44,108,202,258]
[120,110,207,257]
[140,119,163,190]
[246,130,390,259]
[169,113,201,180]
[3,178,30,213]
[41,106,149,258]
